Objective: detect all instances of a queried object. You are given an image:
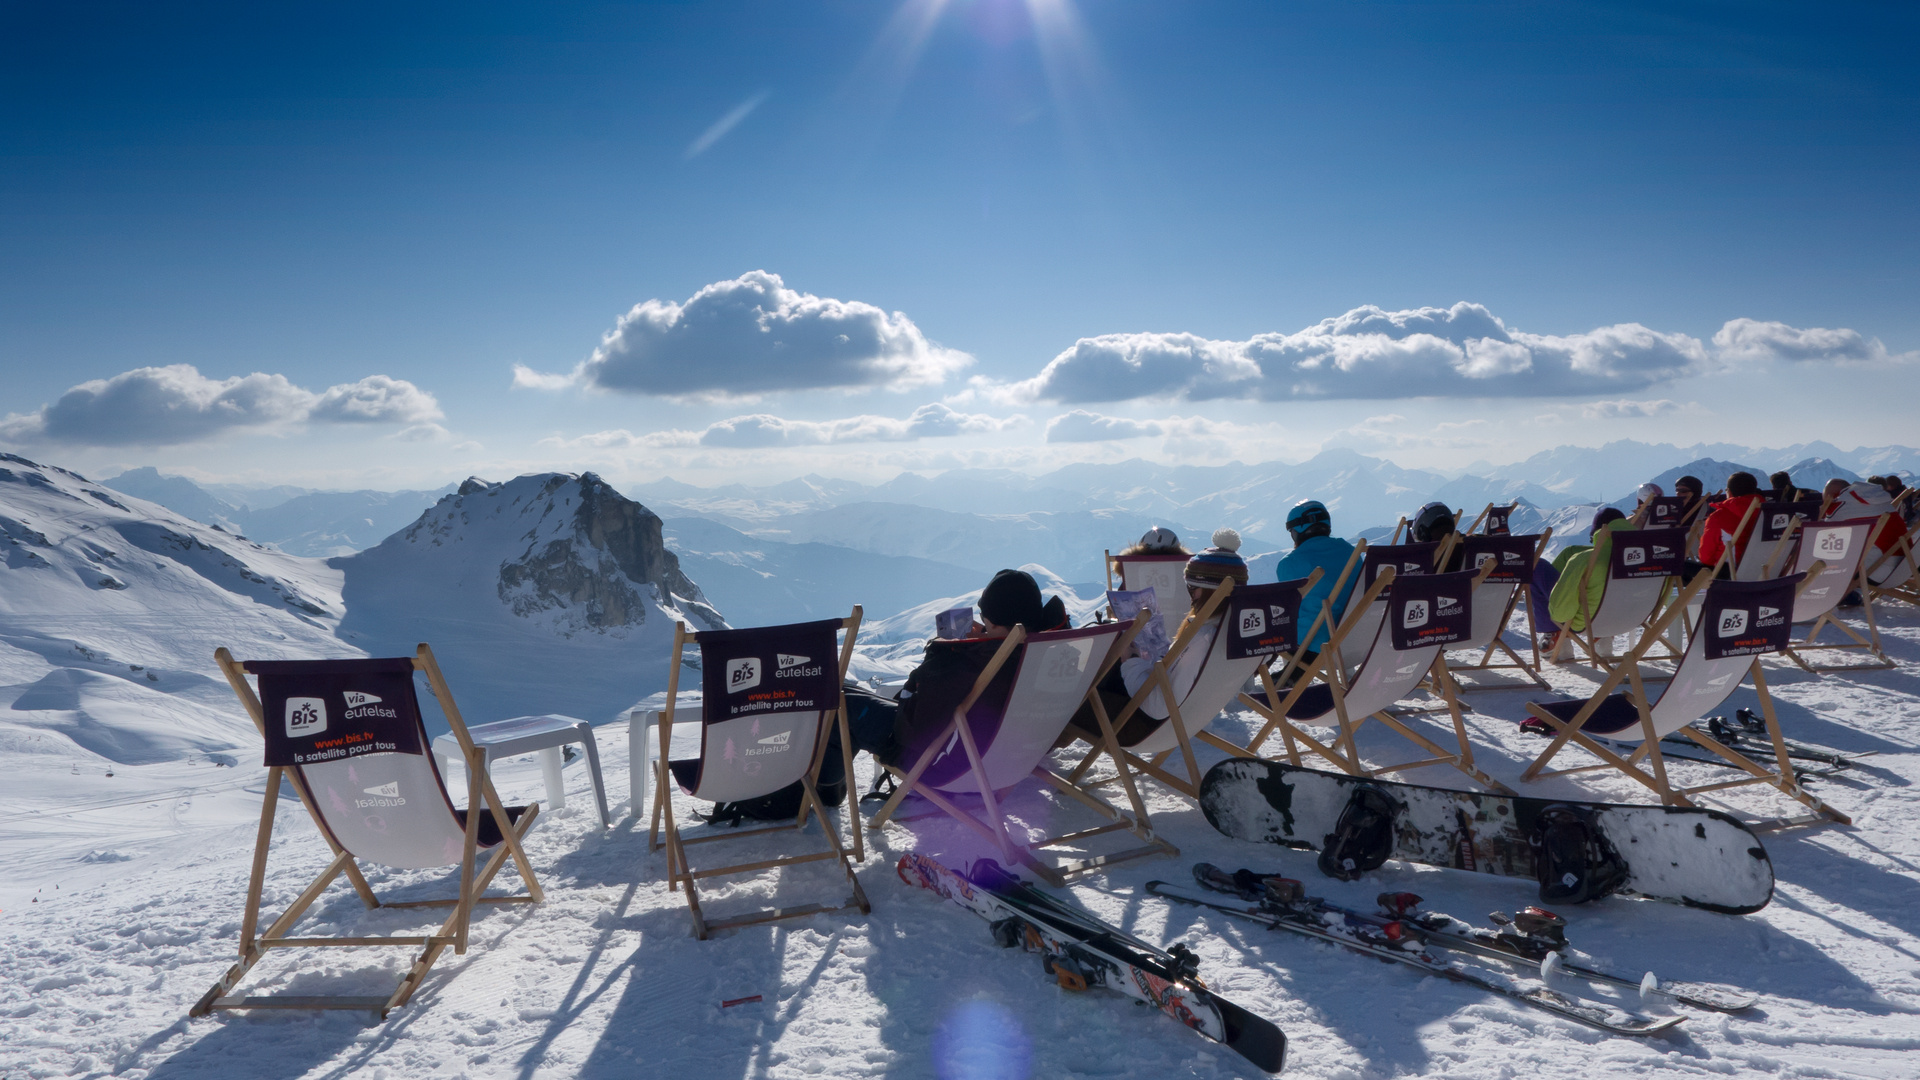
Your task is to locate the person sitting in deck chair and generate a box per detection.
[1410,501,1465,570]
[1272,500,1357,675]
[1545,507,1631,654]
[1698,470,1765,570]
[844,569,1069,777]
[1671,475,1706,525]
[1091,530,1250,745]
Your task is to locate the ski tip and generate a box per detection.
[1215,996,1288,1073]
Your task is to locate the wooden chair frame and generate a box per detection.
[1062,570,1325,802]
[1242,564,1514,794]
[1519,570,1850,831]
[868,614,1170,887]
[648,610,868,939]
[192,644,544,1018]
[1863,515,1920,608]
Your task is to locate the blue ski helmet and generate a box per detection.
[1286,500,1332,544]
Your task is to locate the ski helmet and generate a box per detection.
[1412,501,1455,543]
[1286,500,1332,544]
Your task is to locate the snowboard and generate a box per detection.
[1199,759,1774,914]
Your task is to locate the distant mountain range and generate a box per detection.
[101,467,456,557]
[91,439,1918,626]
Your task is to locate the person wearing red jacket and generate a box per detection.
[1698,471,1765,570]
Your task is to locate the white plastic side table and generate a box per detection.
[433,713,611,829]
[629,694,704,825]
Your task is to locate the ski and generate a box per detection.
[899,854,1287,1074]
[1193,865,1755,1013]
[1144,878,1684,1037]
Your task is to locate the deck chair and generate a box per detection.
[1786,516,1896,671]
[1446,532,1552,690]
[1864,515,1920,607]
[1107,551,1195,627]
[649,611,869,938]
[1636,495,1695,530]
[1520,571,1849,831]
[1464,503,1515,536]
[1242,565,1513,793]
[869,617,1170,887]
[1336,541,1444,674]
[1732,500,1820,581]
[193,645,544,1018]
[1563,527,1689,672]
[1063,573,1322,802]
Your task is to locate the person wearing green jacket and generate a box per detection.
[1548,507,1631,634]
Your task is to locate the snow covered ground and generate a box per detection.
[5,601,1920,1079]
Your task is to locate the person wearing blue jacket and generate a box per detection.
[1273,500,1357,666]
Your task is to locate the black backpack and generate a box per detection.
[1317,785,1401,881]
[1530,804,1628,904]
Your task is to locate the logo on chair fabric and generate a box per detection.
[1475,552,1496,571]
[1772,513,1790,531]
[355,780,406,808]
[1403,599,1429,628]
[1717,609,1749,637]
[1239,608,1267,637]
[343,690,397,720]
[1759,605,1780,620]
[1815,530,1852,558]
[757,730,790,746]
[285,697,327,738]
[777,653,811,669]
[343,691,382,708]
[727,657,762,693]
[1652,545,1674,558]
[1622,547,1645,566]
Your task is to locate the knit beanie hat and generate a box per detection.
[978,568,1046,631]
[1184,529,1249,590]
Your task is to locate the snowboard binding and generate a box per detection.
[1530,805,1629,905]
[1318,784,1401,882]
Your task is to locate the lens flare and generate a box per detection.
[932,997,1032,1080]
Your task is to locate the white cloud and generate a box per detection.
[543,404,1021,453]
[511,363,575,390]
[699,403,1019,447]
[1711,318,1904,364]
[517,271,972,400]
[310,375,443,424]
[0,364,442,448]
[1582,399,1680,419]
[986,301,1719,403]
[1045,410,1164,442]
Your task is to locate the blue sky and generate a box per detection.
[2,1,1915,489]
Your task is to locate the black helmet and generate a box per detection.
[1412,502,1455,543]
[1286,500,1332,544]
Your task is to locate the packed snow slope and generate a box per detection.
[0,453,350,766]
[4,598,1920,1079]
[333,472,726,727]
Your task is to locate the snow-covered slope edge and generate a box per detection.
[0,453,350,764]
[333,472,726,726]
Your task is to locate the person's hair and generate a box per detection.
[1768,471,1792,495]
[1883,475,1907,494]
[1590,506,1626,537]
[1675,475,1703,497]
[1726,471,1760,497]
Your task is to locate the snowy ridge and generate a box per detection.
[0,453,349,765]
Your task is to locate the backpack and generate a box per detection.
[1530,804,1628,905]
[1317,784,1400,881]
